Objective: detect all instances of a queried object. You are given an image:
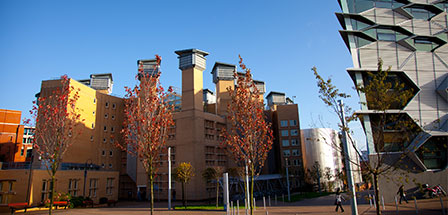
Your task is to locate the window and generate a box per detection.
[289,120,297,126]
[104,126,107,132]
[102,150,106,156]
[92,123,94,129]
[292,149,299,156]
[111,127,114,133]
[89,179,98,197]
[377,33,396,41]
[290,129,298,136]
[41,180,51,203]
[111,115,115,120]
[105,102,109,108]
[112,103,116,109]
[20,148,24,156]
[291,139,298,146]
[103,138,107,143]
[282,140,290,147]
[93,111,95,115]
[283,150,290,157]
[109,163,113,169]
[105,114,108,118]
[280,120,288,127]
[106,178,114,195]
[281,130,289,137]
[110,138,114,143]
[293,159,299,166]
[90,136,94,142]
[109,150,113,157]
[101,163,105,168]
[68,179,79,196]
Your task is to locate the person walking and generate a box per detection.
[397,185,408,204]
[335,188,345,212]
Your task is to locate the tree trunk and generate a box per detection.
[149,172,154,215]
[373,173,381,215]
[216,181,219,208]
[250,174,254,215]
[182,182,186,209]
[49,174,55,215]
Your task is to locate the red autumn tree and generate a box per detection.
[121,55,174,215]
[222,56,274,215]
[29,75,83,215]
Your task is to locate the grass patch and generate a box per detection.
[284,192,333,202]
[174,205,245,210]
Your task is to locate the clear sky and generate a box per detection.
[0,0,366,150]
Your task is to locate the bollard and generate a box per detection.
[413,197,418,214]
[263,196,266,210]
[269,196,271,207]
[254,198,256,210]
[373,195,377,208]
[382,195,385,210]
[395,196,399,215]
[440,196,446,215]
[275,195,277,205]
[237,200,240,215]
[231,201,234,215]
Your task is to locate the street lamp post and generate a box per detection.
[83,159,93,197]
[285,158,290,201]
[168,147,172,210]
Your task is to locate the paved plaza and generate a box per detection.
[4,195,446,215]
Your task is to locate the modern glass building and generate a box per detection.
[336,0,447,201]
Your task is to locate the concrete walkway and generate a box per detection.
[5,195,447,215]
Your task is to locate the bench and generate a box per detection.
[8,203,32,215]
[107,200,118,207]
[53,201,69,209]
[83,200,94,208]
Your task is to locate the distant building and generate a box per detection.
[301,128,362,191]
[22,126,34,161]
[0,109,25,162]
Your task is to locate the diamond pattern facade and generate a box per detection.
[336,0,448,172]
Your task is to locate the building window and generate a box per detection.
[89,179,98,198]
[289,120,297,126]
[283,150,290,157]
[93,111,95,115]
[291,139,298,146]
[106,178,114,195]
[105,102,109,108]
[101,163,105,168]
[93,98,96,104]
[90,136,94,142]
[105,114,108,118]
[110,138,114,143]
[102,150,106,156]
[104,126,107,132]
[290,129,298,136]
[68,179,79,197]
[293,159,299,166]
[281,130,289,137]
[292,149,299,156]
[109,150,113,157]
[103,138,107,143]
[280,120,288,127]
[112,103,116,109]
[282,140,290,147]
[92,123,94,129]
[109,163,113,169]
[20,148,24,156]
[41,180,51,203]
[111,127,114,133]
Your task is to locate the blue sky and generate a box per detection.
[0,0,366,150]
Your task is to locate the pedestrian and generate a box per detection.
[335,188,345,212]
[397,185,408,204]
[172,189,176,201]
